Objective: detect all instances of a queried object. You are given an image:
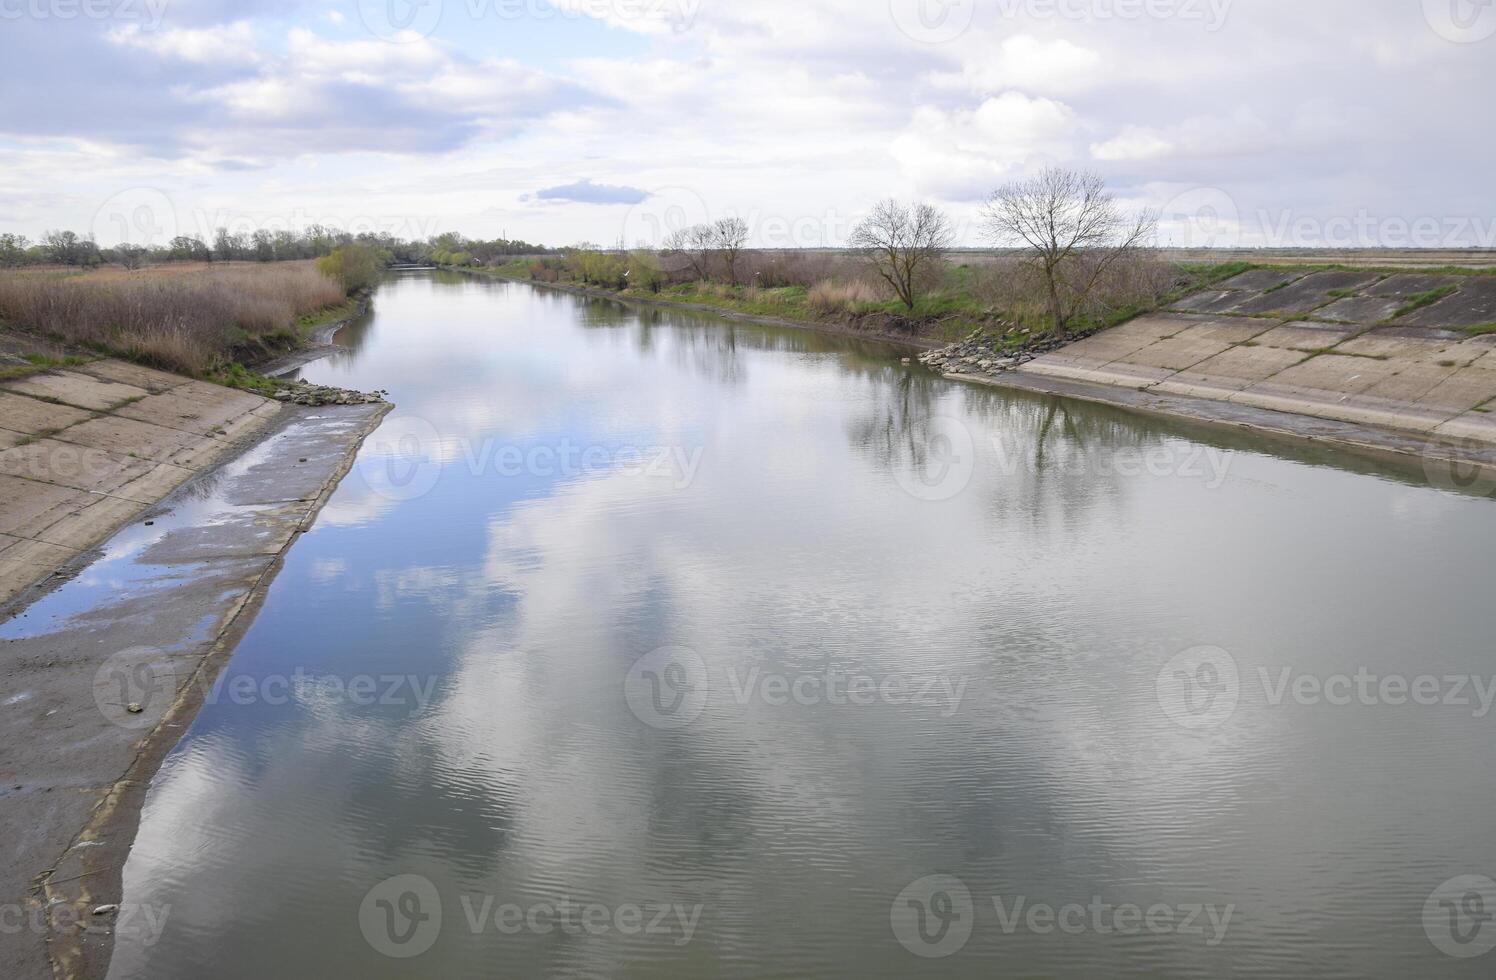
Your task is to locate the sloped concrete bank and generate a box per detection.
[0,360,287,608]
[923,269,1496,483]
[0,357,390,979]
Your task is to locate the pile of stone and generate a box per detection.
[915,329,1076,379]
[270,379,388,407]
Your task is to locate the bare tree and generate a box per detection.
[981,167,1157,336]
[711,217,749,284]
[663,224,717,281]
[849,200,953,311]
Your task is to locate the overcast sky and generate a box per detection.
[1,0,1492,249]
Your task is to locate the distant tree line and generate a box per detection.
[0,228,556,271]
[519,168,1158,335]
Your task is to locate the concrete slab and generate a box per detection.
[50,414,208,467]
[1314,394,1453,433]
[1088,361,1177,387]
[0,475,89,537]
[74,361,189,394]
[1334,329,1459,363]
[114,383,268,438]
[1412,367,1496,414]
[0,428,24,451]
[1433,410,1496,442]
[1218,269,1306,292]
[1315,296,1404,324]
[31,495,149,551]
[112,462,196,504]
[0,534,81,568]
[1115,335,1234,372]
[1105,314,1194,342]
[1168,289,1245,315]
[1231,271,1383,318]
[1252,353,1401,396]
[0,438,158,496]
[1398,278,1496,329]
[1167,344,1306,386]
[1455,337,1496,371]
[1,371,148,413]
[1254,322,1362,350]
[0,391,93,437]
[1359,363,1463,404]
[1035,320,1172,374]
[1177,318,1277,344]
[1370,274,1461,298]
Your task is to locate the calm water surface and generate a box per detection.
[110,273,1496,978]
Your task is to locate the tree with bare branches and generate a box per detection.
[712,217,749,284]
[663,224,716,281]
[849,200,953,311]
[981,167,1157,336]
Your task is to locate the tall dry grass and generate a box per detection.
[0,261,345,374]
[807,279,884,313]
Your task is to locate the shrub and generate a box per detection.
[317,244,388,294]
[627,250,664,292]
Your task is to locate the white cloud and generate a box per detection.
[105,21,260,65]
[3,0,1494,246]
[927,35,1103,95]
[892,93,1077,201]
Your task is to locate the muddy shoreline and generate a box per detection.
[255,289,374,377]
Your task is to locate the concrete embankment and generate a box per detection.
[1021,270,1496,443]
[926,269,1496,478]
[0,360,285,606]
[0,356,389,979]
